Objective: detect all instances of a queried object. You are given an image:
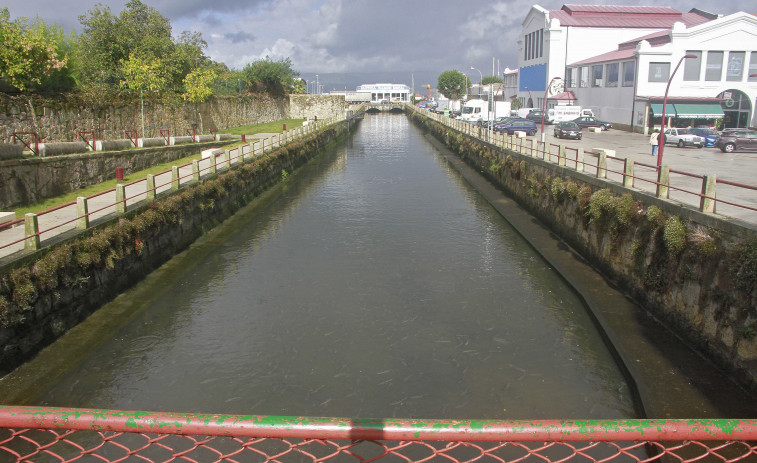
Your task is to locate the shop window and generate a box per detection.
[750,52,757,82]
[683,51,701,81]
[648,62,670,82]
[606,63,619,87]
[705,51,723,81]
[622,61,635,87]
[726,51,745,81]
[592,65,603,87]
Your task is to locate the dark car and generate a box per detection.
[715,129,757,153]
[553,121,582,140]
[688,127,719,147]
[572,116,612,131]
[494,118,537,135]
[526,110,551,124]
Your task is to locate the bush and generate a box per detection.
[663,216,687,255]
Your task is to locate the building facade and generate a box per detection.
[514,4,756,131]
[356,84,412,103]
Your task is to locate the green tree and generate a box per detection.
[0,8,67,133]
[242,57,299,95]
[510,96,523,110]
[482,75,503,85]
[121,53,167,136]
[183,67,216,132]
[437,70,467,100]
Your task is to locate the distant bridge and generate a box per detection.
[363,102,406,113]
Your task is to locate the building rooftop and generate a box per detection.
[549,4,713,28]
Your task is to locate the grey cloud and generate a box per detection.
[224,31,256,44]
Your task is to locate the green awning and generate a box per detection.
[650,103,675,116]
[673,103,724,119]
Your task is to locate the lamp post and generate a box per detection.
[657,54,697,166]
[471,66,485,125]
[541,77,562,141]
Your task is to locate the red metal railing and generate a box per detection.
[1,407,756,462]
[0,120,329,257]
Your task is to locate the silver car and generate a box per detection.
[663,128,704,148]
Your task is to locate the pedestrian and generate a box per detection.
[649,130,659,156]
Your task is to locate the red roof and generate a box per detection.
[549,4,712,28]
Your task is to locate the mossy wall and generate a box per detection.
[0,121,353,376]
[409,109,757,392]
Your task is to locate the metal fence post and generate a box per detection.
[657,166,670,199]
[597,152,607,178]
[700,174,716,213]
[576,148,584,172]
[171,166,180,190]
[24,213,40,250]
[76,197,89,230]
[192,160,200,182]
[146,174,156,202]
[623,159,635,188]
[116,184,126,214]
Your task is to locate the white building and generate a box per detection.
[515,4,757,131]
[356,83,412,103]
[567,12,757,132]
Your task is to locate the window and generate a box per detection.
[622,61,635,87]
[727,51,745,81]
[592,65,603,87]
[524,34,529,60]
[750,52,757,82]
[606,63,619,87]
[683,51,701,81]
[648,62,670,82]
[705,51,723,81]
[580,67,589,87]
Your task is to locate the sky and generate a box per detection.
[3,0,753,92]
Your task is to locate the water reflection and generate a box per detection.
[27,114,635,419]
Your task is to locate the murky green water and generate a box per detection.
[14,114,636,419]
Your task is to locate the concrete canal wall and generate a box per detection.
[0,121,355,376]
[408,109,757,393]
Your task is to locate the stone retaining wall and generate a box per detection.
[409,109,757,393]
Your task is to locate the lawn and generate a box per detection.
[218,119,305,135]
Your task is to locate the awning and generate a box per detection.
[672,103,724,119]
[650,103,675,116]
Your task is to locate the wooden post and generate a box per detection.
[24,213,40,250]
[116,184,126,214]
[76,197,89,230]
[146,174,156,202]
[700,174,716,213]
[657,165,670,199]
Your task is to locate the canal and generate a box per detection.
[2,114,747,419]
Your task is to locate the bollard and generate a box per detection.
[283,123,286,131]
[116,167,124,181]
[241,134,246,142]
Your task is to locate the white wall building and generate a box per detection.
[356,84,412,103]
[566,12,757,132]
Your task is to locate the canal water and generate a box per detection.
[8,114,638,419]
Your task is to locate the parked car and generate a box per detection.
[553,121,582,140]
[494,118,537,135]
[526,110,551,124]
[715,129,757,153]
[572,116,612,130]
[688,127,719,147]
[663,128,704,148]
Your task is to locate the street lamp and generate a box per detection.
[471,66,488,126]
[657,54,697,166]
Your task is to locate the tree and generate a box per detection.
[510,96,523,111]
[242,57,299,95]
[183,67,216,132]
[437,70,467,101]
[121,53,167,136]
[0,8,66,132]
[482,75,503,85]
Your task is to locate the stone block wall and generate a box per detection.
[0,94,288,144]
[289,94,346,121]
